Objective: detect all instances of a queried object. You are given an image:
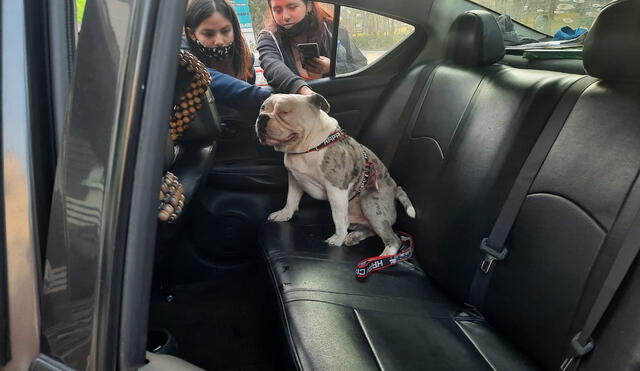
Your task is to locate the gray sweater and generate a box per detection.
[257,23,367,93]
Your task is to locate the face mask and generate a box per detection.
[277,13,312,39]
[194,39,233,61]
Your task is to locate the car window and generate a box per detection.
[245,1,414,82]
[471,0,604,38]
[336,7,414,76]
[76,0,87,32]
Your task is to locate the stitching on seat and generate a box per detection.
[259,240,304,369]
[285,298,454,320]
[267,254,426,275]
[353,308,385,371]
[453,318,499,371]
[407,136,445,159]
[527,192,609,233]
[282,287,447,302]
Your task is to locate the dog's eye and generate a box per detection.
[277,111,288,115]
[260,104,266,110]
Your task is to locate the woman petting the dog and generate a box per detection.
[257,0,367,94]
[182,0,271,111]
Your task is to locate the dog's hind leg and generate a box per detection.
[345,224,376,246]
[369,219,401,256]
[360,194,401,256]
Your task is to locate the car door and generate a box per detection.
[31,0,194,370]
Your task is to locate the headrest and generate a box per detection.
[446,10,505,67]
[583,0,640,82]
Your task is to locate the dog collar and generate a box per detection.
[295,129,349,154]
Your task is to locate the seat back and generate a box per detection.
[379,11,580,303]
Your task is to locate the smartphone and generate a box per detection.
[297,43,320,60]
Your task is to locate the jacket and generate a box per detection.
[257,22,367,93]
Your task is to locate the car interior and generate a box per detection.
[22,0,640,370]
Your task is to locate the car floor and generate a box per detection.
[148,244,289,371]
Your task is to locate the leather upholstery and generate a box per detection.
[446,10,505,67]
[482,81,640,368]
[391,67,579,302]
[259,2,640,370]
[583,0,640,82]
[261,221,537,370]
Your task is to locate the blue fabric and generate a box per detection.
[207,68,271,112]
[552,26,588,41]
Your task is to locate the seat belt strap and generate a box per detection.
[560,205,640,370]
[467,76,598,308]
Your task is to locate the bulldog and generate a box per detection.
[256,93,415,256]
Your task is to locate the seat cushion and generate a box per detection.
[260,219,539,370]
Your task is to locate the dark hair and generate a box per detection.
[265,0,333,47]
[185,0,254,82]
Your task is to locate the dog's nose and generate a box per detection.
[257,114,269,133]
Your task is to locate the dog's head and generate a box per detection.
[256,93,331,152]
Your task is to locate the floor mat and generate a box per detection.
[148,262,288,371]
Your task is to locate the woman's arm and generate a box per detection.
[257,30,309,94]
[207,68,271,111]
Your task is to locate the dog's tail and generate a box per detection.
[396,186,416,218]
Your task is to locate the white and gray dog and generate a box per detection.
[256,93,415,256]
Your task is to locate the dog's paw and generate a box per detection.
[380,246,399,256]
[325,234,345,247]
[345,231,366,246]
[344,233,360,246]
[267,209,294,222]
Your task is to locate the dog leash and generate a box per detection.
[355,231,414,279]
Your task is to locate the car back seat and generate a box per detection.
[259,1,640,370]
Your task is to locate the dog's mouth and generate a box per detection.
[265,132,298,146]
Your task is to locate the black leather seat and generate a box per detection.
[259,2,640,370]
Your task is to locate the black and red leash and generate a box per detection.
[355,231,414,279]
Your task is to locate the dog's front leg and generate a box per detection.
[268,173,303,222]
[325,185,349,246]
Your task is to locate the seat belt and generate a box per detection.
[466,76,598,308]
[381,64,438,167]
[559,205,640,370]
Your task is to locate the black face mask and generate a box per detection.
[194,39,233,61]
[277,13,312,39]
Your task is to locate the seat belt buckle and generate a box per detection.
[570,332,594,357]
[560,332,594,371]
[479,238,508,273]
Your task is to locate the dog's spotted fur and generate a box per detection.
[256,93,415,256]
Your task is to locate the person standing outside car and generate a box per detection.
[181,0,271,111]
[257,0,367,94]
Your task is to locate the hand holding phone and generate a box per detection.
[297,43,320,61]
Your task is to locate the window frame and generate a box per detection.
[308,1,421,79]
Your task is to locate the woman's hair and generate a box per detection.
[265,0,333,44]
[185,0,254,82]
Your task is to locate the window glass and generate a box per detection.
[337,7,414,75]
[76,0,87,32]
[471,0,605,35]
[247,1,336,84]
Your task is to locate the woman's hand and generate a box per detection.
[304,56,331,75]
[297,85,315,95]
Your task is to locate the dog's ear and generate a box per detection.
[307,93,330,113]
